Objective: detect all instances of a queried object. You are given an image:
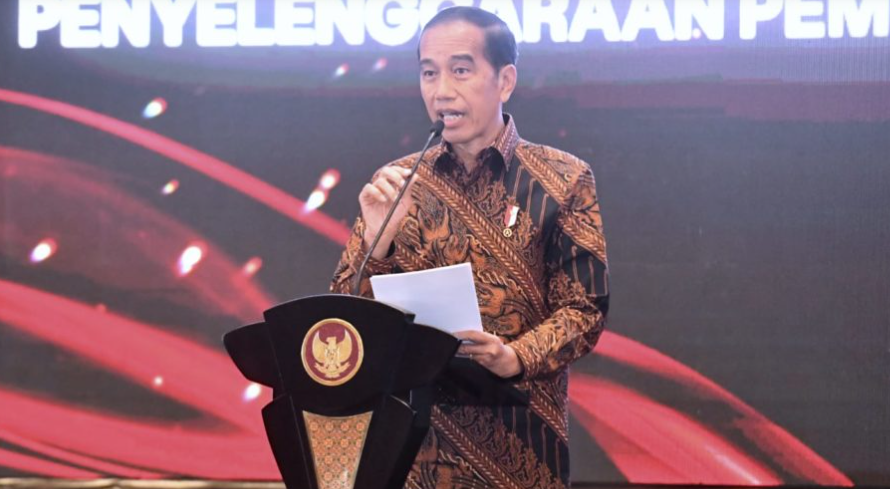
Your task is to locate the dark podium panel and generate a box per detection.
[224,294,526,489]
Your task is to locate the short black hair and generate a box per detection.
[419,6,518,71]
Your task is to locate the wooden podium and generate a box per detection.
[224,294,526,489]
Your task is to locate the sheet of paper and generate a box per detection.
[370,262,483,335]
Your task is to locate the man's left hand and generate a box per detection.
[454,330,523,379]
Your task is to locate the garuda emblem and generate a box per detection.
[312,330,352,378]
[301,319,363,386]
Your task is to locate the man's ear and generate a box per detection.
[498,64,517,104]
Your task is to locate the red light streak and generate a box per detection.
[0,428,162,478]
[0,280,278,477]
[0,446,100,479]
[589,332,853,486]
[0,88,350,245]
[0,146,277,322]
[0,280,269,433]
[570,375,779,484]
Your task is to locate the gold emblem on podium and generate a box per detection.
[302,318,363,386]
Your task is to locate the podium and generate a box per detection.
[224,294,526,489]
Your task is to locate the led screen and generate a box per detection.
[1,0,889,485]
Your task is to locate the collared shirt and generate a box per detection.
[331,115,609,489]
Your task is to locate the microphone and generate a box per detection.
[352,120,445,296]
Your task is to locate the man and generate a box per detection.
[331,6,609,488]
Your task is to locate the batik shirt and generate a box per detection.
[331,115,609,488]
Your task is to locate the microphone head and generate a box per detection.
[430,119,445,137]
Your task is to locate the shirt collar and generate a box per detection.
[434,113,520,173]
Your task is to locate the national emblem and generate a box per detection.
[301,318,363,386]
[313,330,352,378]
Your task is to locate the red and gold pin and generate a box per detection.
[503,204,519,237]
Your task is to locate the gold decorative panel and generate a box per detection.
[302,411,372,489]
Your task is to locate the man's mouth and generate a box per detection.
[438,110,465,123]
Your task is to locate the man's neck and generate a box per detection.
[453,145,482,173]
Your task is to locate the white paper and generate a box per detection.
[370,263,483,335]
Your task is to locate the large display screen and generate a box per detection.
[1,0,888,485]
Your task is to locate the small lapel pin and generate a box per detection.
[503,204,519,237]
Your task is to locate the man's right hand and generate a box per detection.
[359,166,414,259]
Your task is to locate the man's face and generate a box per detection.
[418,21,515,155]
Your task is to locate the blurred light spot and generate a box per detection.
[177,243,205,276]
[161,179,180,195]
[693,28,702,39]
[242,257,263,277]
[558,128,568,138]
[95,303,107,313]
[333,63,349,78]
[243,383,262,402]
[30,238,58,263]
[142,98,168,119]
[3,165,17,178]
[400,134,412,147]
[318,169,341,190]
[305,189,328,212]
[372,57,388,72]
[153,376,164,388]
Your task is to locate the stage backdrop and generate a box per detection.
[1,0,888,486]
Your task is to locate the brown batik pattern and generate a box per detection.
[331,115,609,488]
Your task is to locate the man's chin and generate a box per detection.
[441,129,468,145]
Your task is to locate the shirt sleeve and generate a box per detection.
[330,215,396,298]
[509,164,610,379]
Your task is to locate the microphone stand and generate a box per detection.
[352,120,445,296]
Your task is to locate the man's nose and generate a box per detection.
[434,75,457,100]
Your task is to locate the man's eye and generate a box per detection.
[422,70,436,78]
[454,67,470,75]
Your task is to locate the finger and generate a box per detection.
[454,330,483,341]
[376,169,408,195]
[386,166,413,181]
[455,330,495,344]
[378,167,408,188]
[362,183,388,204]
[457,343,482,355]
[373,178,399,201]
[459,344,493,356]
[464,350,488,361]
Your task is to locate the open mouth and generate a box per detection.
[437,110,465,123]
